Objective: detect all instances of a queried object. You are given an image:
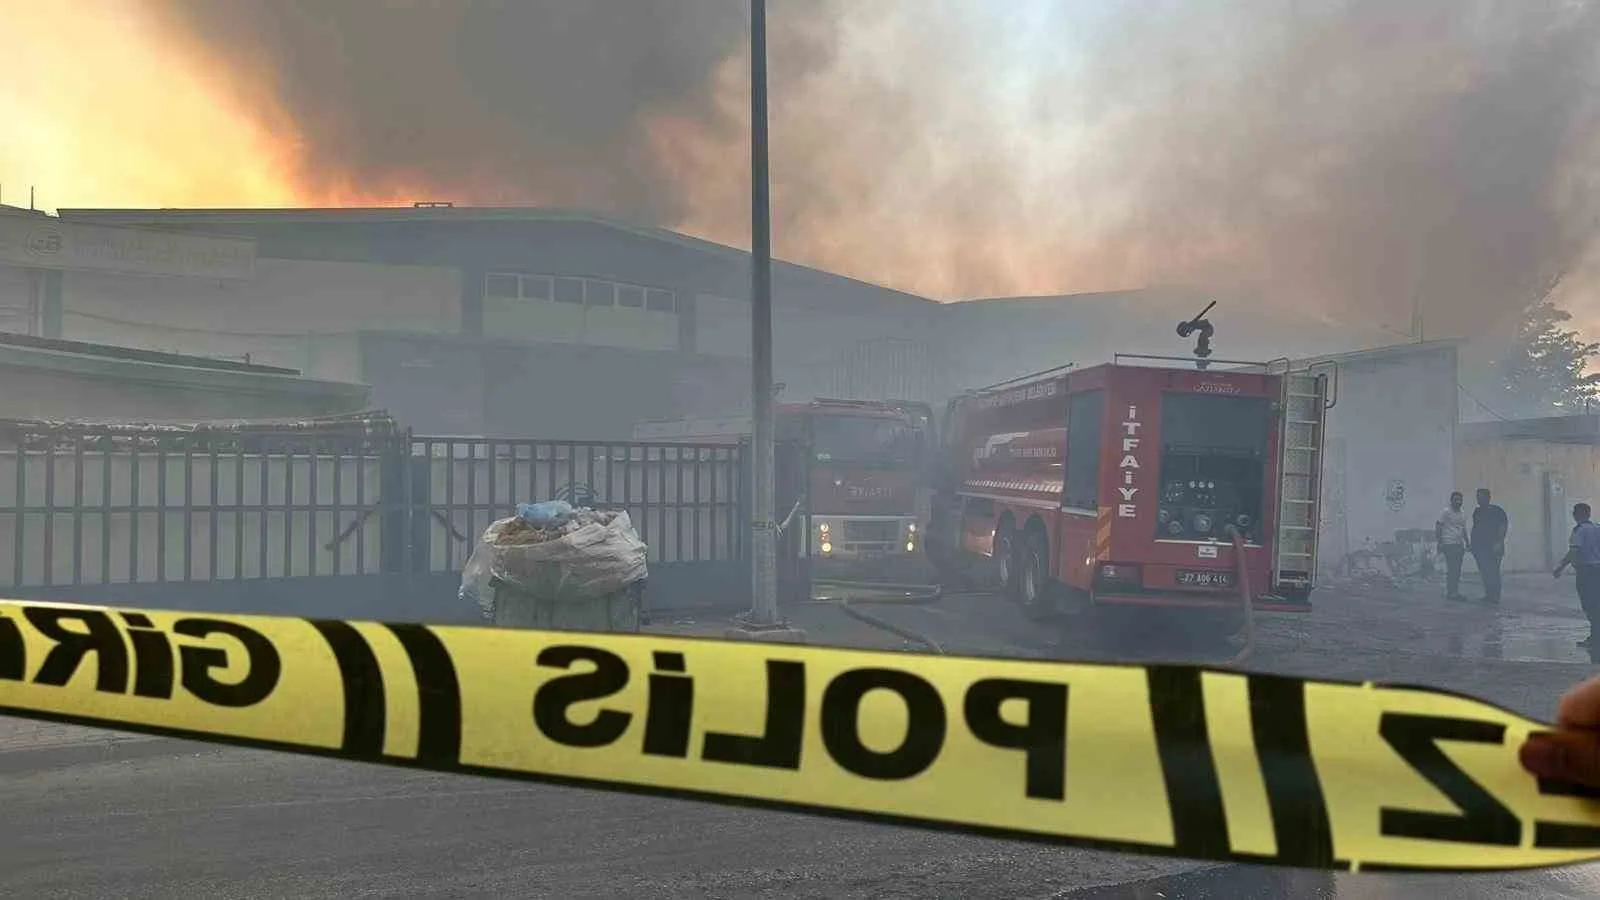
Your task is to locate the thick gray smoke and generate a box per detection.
[1054,0,1600,334]
[153,0,834,221]
[152,0,1600,335]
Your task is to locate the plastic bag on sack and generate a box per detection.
[516,500,574,528]
[459,509,648,623]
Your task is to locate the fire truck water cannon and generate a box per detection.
[1175,300,1217,369]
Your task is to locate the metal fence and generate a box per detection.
[410,437,744,574]
[0,419,746,592]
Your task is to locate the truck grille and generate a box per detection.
[844,520,897,542]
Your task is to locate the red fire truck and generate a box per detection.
[635,398,933,578]
[924,354,1332,627]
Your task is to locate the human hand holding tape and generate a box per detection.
[0,598,1596,873]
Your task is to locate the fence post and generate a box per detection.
[379,431,414,575]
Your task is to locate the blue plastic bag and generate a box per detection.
[517,500,575,528]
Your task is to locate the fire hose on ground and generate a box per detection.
[1225,525,1256,667]
[809,579,946,655]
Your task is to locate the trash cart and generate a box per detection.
[460,502,650,633]
[484,575,646,632]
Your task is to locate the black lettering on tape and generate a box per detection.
[1378,713,1520,846]
[963,677,1067,801]
[122,612,175,700]
[0,612,23,681]
[174,619,281,708]
[702,660,805,770]
[1533,761,1600,849]
[1147,667,1229,857]
[24,607,129,694]
[385,623,463,766]
[643,651,693,759]
[310,620,387,757]
[533,645,632,748]
[821,668,945,781]
[1248,675,1338,868]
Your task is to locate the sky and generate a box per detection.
[2,0,1598,344]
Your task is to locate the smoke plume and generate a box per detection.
[144,0,1600,334]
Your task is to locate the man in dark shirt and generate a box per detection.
[1470,487,1509,604]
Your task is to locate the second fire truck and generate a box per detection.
[635,398,934,580]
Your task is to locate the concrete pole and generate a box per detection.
[748,0,779,626]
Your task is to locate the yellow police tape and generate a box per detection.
[0,598,1597,874]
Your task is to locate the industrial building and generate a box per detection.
[42,205,1395,439]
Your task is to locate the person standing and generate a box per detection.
[1436,491,1469,601]
[1555,502,1600,647]
[1470,487,1508,604]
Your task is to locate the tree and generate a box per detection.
[1488,277,1600,418]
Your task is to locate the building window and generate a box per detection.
[485,273,519,299]
[485,271,678,314]
[586,280,616,307]
[521,275,551,301]
[554,277,585,304]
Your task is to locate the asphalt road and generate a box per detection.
[0,739,1197,899]
[3,573,1600,898]
[2,735,1598,899]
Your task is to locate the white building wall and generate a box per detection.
[1308,345,1459,575]
[59,259,461,380]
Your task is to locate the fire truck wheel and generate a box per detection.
[994,521,1019,600]
[1019,528,1054,620]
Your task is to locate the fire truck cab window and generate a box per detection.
[1156,393,1271,542]
[809,415,917,464]
[1064,390,1104,510]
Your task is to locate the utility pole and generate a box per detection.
[745,0,782,631]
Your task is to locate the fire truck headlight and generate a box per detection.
[820,541,833,554]
[1166,519,1186,537]
[1192,513,1214,534]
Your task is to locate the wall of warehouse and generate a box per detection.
[1455,436,1600,573]
[1306,343,1459,577]
[689,293,942,413]
[59,259,461,383]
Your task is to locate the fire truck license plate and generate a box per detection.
[1177,570,1233,587]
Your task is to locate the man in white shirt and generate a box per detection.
[1436,491,1469,602]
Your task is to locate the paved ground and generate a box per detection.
[2,569,1599,897]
